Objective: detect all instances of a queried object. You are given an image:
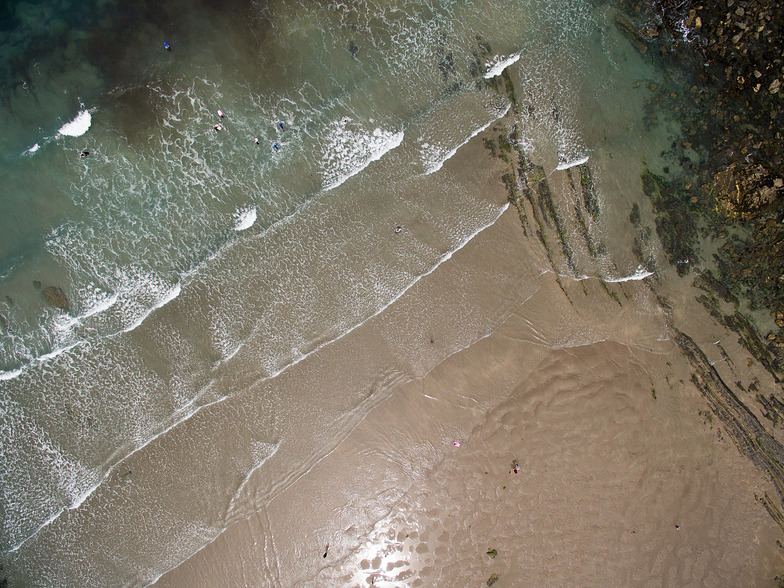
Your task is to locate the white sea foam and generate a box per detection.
[35,341,81,364]
[321,123,404,191]
[54,290,119,333]
[604,266,654,283]
[555,154,590,170]
[421,104,511,175]
[233,207,257,231]
[58,110,92,137]
[25,143,40,154]
[0,367,24,381]
[484,52,521,78]
[120,282,182,334]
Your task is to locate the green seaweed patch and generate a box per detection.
[497,133,513,163]
[486,548,498,558]
[487,573,500,586]
[601,281,623,306]
[483,137,497,158]
[579,164,599,221]
[500,68,517,110]
[722,311,782,382]
[692,269,739,307]
[537,177,575,272]
[641,168,698,276]
[630,203,642,227]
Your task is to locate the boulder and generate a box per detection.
[42,286,70,311]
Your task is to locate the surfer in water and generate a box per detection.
[278,121,285,131]
[214,123,222,132]
[163,41,171,51]
[254,137,260,145]
[217,109,225,118]
[80,150,89,158]
[272,142,280,152]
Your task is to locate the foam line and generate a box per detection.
[604,267,654,282]
[555,155,589,170]
[6,379,228,553]
[119,283,182,335]
[423,104,511,175]
[7,204,510,553]
[484,52,521,79]
[323,129,404,191]
[265,202,510,380]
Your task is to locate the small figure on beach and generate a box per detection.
[217,109,225,118]
[254,137,260,145]
[278,121,285,131]
[272,142,280,152]
[394,225,402,234]
[213,123,222,132]
[323,543,329,558]
[511,459,520,474]
[80,150,89,158]
[163,41,171,51]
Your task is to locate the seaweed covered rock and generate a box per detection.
[42,286,70,311]
[712,163,784,219]
[642,169,699,276]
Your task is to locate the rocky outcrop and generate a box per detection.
[41,286,70,311]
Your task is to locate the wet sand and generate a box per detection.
[153,131,784,586]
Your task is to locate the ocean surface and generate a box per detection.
[0,0,692,584]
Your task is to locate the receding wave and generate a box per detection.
[421,104,511,175]
[321,122,405,191]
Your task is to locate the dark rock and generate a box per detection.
[42,286,70,311]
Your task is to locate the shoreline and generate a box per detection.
[153,118,784,585]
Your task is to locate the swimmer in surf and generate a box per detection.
[214,123,222,131]
[80,150,89,158]
[254,137,260,145]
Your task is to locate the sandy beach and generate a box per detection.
[3,0,784,585]
[151,127,784,587]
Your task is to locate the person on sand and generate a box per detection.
[394,225,402,234]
